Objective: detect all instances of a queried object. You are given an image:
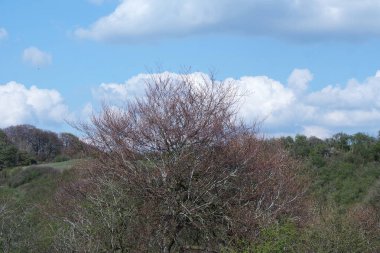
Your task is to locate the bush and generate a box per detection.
[223,221,301,253]
[53,155,70,163]
[8,166,58,188]
[301,211,378,253]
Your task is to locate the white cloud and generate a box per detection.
[236,70,380,137]
[0,82,69,128]
[75,0,380,42]
[93,74,148,102]
[75,0,220,41]
[302,126,332,139]
[229,75,295,125]
[94,83,133,102]
[307,75,380,110]
[288,69,313,93]
[22,47,52,67]
[93,71,211,102]
[93,69,380,138]
[0,28,7,40]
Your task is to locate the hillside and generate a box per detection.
[1,125,380,251]
[0,160,80,252]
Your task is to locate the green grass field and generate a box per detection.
[27,159,83,171]
[0,160,82,252]
[1,159,82,197]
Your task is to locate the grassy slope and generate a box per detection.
[0,160,81,251]
[28,159,82,171]
[1,159,81,199]
[2,154,379,251]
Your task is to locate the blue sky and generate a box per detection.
[1,0,380,138]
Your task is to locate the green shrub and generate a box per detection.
[8,166,58,188]
[224,221,301,253]
[53,155,70,163]
[301,214,377,253]
[254,222,300,253]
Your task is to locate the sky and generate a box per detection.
[1,0,380,138]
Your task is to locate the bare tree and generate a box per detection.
[56,72,306,252]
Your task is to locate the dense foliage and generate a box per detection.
[281,132,380,207]
[280,133,380,252]
[1,129,379,252]
[0,125,86,170]
[0,130,32,169]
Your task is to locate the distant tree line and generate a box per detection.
[0,130,30,169]
[281,132,380,167]
[0,125,85,169]
[279,132,380,205]
[275,132,380,252]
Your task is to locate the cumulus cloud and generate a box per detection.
[239,70,380,137]
[288,69,313,93]
[0,28,7,40]
[302,126,332,139]
[93,71,211,102]
[75,0,380,42]
[93,74,150,102]
[22,47,52,67]
[0,82,69,128]
[93,70,380,138]
[229,75,296,125]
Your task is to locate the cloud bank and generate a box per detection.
[94,70,380,138]
[22,47,52,67]
[76,0,380,42]
[0,82,69,128]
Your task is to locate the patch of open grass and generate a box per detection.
[25,159,83,171]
